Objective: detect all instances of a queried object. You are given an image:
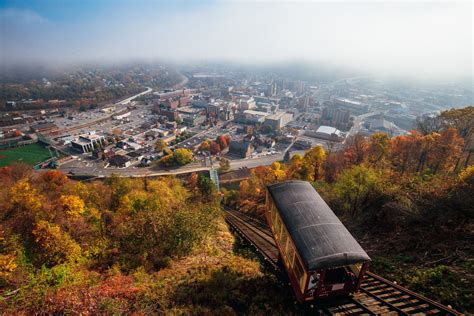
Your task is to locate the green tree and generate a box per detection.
[197,175,216,198]
[104,175,132,211]
[333,165,382,218]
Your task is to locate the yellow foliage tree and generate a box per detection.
[10,180,42,214]
[271,161,286,181]
[302,146,326,181]
[32,220,81,266]
[0,254,17,276]
[60,195,85,217]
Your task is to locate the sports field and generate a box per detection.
[0,143,52,167]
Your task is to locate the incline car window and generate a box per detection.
[287,241,295,268]
[294,255,306,292]
[280,226,289,256]
[274,214,281,240]
[271,203,278,228]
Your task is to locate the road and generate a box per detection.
[341,111,382,146]
[117,87,153,105]
[173,72,189,89]
[51,87,153,139]
[57,132,303,178]
[57,150,304,178]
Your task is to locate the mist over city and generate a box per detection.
[1,1,473,81]
[0,0,473,315]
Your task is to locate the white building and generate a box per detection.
[263,111,294,130]
[305,125,344,141]
[101,106,116,113]
[113,112,131,120]
[71,132,105,153]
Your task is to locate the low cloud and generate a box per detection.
[0,2,472,80]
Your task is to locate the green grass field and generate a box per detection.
[0,143,52,167]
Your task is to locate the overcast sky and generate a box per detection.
[0,0,472,80]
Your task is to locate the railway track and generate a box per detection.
[223,208,462,315]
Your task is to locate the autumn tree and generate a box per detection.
[367,133,390,167]
[104,175,132,211]
[389,129,463,174]
[287,154,304,179]
[343,134,368,166]
[440,106,474,139]
[218,158,231,173]
[59,195,85,217]
[216,135,231,150]
[389,132,423,174]
[271,161,286,182]
[430,128,464,173]
[5,180,45,235]
[302,145,326,181]
[32,220,82,267]
[154,139,168,153]
[416,115,443,135]
[159,148,193,166]
[199,140,210,152]
[174,148,193,166]
[333,165,383,218]
[187,172,199,190]
[323,152,342,183]
[209,142,221,156]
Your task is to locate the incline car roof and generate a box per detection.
[267,180,370,271]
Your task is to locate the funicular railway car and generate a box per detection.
[265,180,371,302]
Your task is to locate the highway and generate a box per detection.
[173,71,189,88]
[117,87,153,105]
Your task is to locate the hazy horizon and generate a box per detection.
[1,0,472,81]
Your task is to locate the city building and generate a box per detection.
[321,107,351,130]
[113,112,131,120]
[101,106,116,113]
[182,114,206,127]
[234,110,269,125]
[71,132,105,153]
[263,112,294,131]
[237,97,256,110]
[108,154,132,168]
[305,125,344,141]
[229,140,254,158]
[159,108,180,122]
[363,117,405,136]
[30,122,58,133]
[333,98,369,114]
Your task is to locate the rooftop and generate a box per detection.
[243,110,270,117]
[316,125,342,136]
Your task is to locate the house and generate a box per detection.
[108,155,132,168]
[229,140,254,158]
[126,151,144,162]
[92,149,114,160]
